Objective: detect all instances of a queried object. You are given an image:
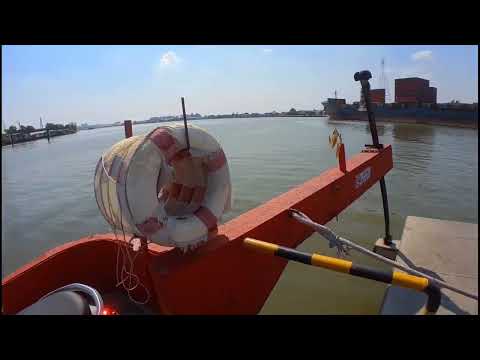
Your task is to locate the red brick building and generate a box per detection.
[395,77,437,104]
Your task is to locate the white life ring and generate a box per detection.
[94,123,232,250]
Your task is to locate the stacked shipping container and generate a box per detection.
[395,77,437,104]
[370,89,385,104]
[422,86,437,103]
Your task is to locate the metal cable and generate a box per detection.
[290,209,478,301]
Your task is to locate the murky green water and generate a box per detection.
[2,117,478,314]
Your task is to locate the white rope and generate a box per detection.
[101,153,119,185]
[290,209,478,301]
[102,153,151,306]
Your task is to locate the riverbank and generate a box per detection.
[80,115,329,131]
[2,129,78,146]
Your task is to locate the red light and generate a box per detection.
[101,307,118,315]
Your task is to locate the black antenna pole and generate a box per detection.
[181,97,190,151]
[354,70,392,245]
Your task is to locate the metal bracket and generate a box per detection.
[365,144,384,149]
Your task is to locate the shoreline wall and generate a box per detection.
[2,129,77,147]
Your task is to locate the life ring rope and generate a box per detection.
[94,124,232,251]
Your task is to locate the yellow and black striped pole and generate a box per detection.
[244,238,441,315]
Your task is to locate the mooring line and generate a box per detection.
[289,209,478,301]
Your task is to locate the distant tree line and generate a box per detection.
[4,122,77,135]
[5,125,35,134]
[45,122,77,131]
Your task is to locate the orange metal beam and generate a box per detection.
[145,145,393,314]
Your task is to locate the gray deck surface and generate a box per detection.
[381,216,478,315]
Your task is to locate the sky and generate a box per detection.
[2,45,478,127]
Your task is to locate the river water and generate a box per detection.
[2,117,478,314]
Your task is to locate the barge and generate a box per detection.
[322,100,478,128]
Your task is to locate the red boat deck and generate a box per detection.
[2,145,393,315]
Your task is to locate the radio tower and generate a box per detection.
[379,58,390,103]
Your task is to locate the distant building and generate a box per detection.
[322,98,347,115]
[322,98,346,113]
[438,102,477,110]
[395,77,437,105]
[295,110,317,116]
[370,89,386,104]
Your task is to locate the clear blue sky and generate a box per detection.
[2,45,478,127]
